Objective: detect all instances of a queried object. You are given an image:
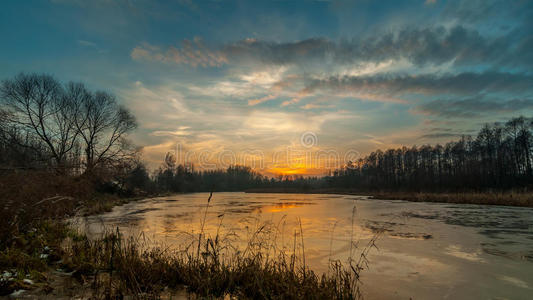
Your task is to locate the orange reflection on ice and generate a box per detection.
[266,203,302,212]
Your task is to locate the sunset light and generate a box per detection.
[1,1,532,299]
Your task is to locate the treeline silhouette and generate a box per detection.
[148,152,327,193]
[148,116,533,194]
[328,116,533,192]
[153,117,533,192]
[151,153,265,192]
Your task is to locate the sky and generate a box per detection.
[1,0,532,176]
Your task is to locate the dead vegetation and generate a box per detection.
[371,191,533,207]
[0,175,377,299]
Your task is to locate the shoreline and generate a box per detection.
[245,188,533,208]
[3,186,531,297]
[1,190,364,299]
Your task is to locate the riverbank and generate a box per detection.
[245,188,533,207]
[0,172,141,298]
[4,220,364,299]
[0,195,147,298]
[371,191,533,207]
[0,175,366,299]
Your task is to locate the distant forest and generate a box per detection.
[1,74,532,195]
[148,116,533,193]
[328,116,533,192]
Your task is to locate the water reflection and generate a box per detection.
[75,192,533,299]
[264,202,315,212]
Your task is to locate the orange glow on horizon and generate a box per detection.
[269,167,308,175]
[262,166,330,177]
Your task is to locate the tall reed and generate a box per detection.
[61,193,380,299]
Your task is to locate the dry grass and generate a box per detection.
[0,174,377,299]
[371,191,533,207]
[64,192,372,299]
[0,171,139,248]
[247,187,533,207]
[55,228,366,299]
[0,171,141,296]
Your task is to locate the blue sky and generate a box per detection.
[1,0,532,174]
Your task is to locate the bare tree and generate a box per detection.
[73,90,138,171]
[0,108,12,159]
[0,108,9,141]
[0,73,78,169]
[1,73,138,174]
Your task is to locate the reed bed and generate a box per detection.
[1,191,380,299]
[371,191,533,207]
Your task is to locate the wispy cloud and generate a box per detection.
[78,40,97,47]
[131,38,228,67]
[300,71,533,98]
[77,39,107,53]
[248,94,277,106]
[301,103,335,110]
[130,24,532,70]
[414,97,533,118]
[7,0,532,173]
[152,126,192,137]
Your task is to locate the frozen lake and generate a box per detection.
[76,192,533,299]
